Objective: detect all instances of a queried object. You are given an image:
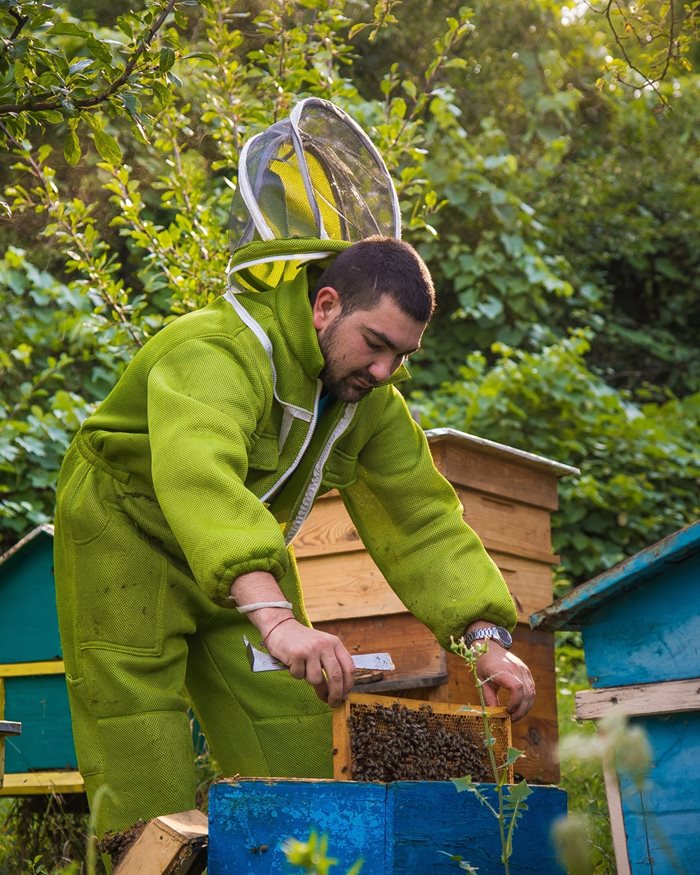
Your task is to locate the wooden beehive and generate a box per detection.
[532,521,700,875]
[0,525,83,796]
[207,778,568,874]
[332,692,512,783]
[296,427,578,783]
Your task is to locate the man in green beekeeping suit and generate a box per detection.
[53,235,535,839]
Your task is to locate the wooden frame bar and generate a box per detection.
[0,660,66,677]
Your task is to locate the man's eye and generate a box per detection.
[366,339,382,351]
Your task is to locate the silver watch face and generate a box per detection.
[494,626,513,648]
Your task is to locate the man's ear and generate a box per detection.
[312,286,341,331]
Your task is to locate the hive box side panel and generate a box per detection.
[387,782,567,875]
[0,538,62,664]
[207,780,567,875]
[436,443,560,511]
[208,780,386,874]
[582,552,700,688]
[619,712,700,875]
[456,487,555,562]
[4,675,77,772]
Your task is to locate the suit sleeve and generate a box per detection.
[146,335,289,604]
[341,388,517,649]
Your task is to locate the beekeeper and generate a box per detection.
[53,236,534,838]
[55,93,537,839]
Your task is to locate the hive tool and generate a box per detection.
[244,637,395,673]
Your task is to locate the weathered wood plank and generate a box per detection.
[575,677,700,720]
[315,614,446,689]
[301,551,405,622]
[302,549,554,626]
[207,779,568,874]
[579,550,700,687]
[113,809,208,875]
[295,488,557,566]
[602,758,631,875]
[438,442,561,511]
[0,770,84,795]
[617,713,700,874]
[0,660,65,677]
[457,487,554,559]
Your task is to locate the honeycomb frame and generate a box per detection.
[332,692,513,783]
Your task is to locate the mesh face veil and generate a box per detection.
[227,98,401,294]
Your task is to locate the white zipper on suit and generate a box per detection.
[224,290,356,539]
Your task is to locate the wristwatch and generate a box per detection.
[464,625,513,650]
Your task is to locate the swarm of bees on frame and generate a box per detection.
[347,702,493,783]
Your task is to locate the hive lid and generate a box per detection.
[531,519,700,631]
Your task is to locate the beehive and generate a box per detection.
[0,525,83,795]
[332,692,512,783]
[296,428,578,782]
[532,521,700,875]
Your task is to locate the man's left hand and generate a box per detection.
[475,643,536,722]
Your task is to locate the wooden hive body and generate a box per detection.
[0,525,83,795]
[208,777,567,874]
[296,428,576,783]
[532,521,700,875]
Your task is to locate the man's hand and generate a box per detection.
[230,571,355,708]
[475,641,536,722]
[264,618,356,708]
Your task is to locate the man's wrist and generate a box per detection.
[463,622,513,651]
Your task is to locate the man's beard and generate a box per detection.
[318,318,378,403]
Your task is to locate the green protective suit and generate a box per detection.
[54,246,517,836]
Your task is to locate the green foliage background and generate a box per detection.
[1,0,698,585]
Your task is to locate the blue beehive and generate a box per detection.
[0,525,83,795]
[208,778,567,874]
[531,521,700,875]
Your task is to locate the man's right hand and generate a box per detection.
[230,571,355,708]
[264,619,356,708]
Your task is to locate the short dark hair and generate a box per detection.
[313,236,435,323]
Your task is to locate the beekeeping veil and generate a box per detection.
[227,98,401,294]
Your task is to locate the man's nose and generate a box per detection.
[368,355,396,382]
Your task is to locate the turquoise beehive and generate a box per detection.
[531,520,700,875]
[0,525,82,795]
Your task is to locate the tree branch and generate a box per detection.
[0,0,177,116]
[7,9,29,42]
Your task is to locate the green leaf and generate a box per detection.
[64,130,81,165]
[502,747,525,769]
[451,775,475,793]
[93,130,122,164]
[86,37,113,65]
[159,47,176,72]
[505,779,533,806]
[69,58,94,75]
[48,23,90,37]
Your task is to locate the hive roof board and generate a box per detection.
[531,520,700,689]
[425,427,580,478]
[0,525,61,665]
[531,520,700,632]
